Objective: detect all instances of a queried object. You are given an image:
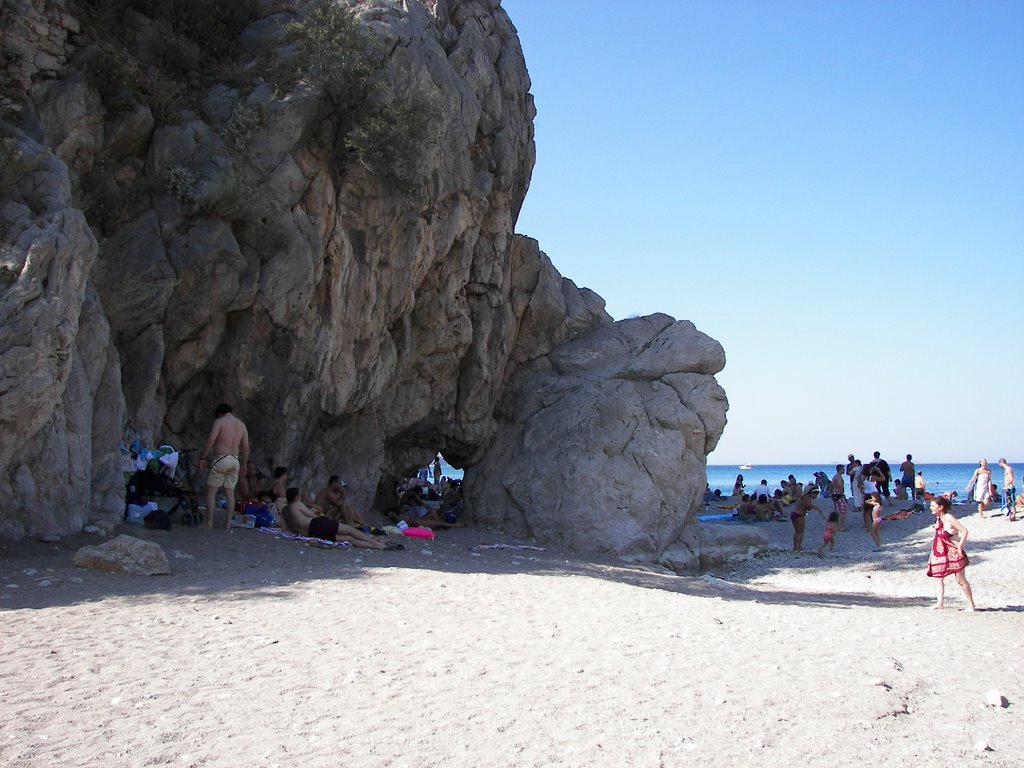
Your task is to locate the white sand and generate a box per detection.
[2,501,1022,767]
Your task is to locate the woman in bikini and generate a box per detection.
[926,495,976,610]
[732,474,744,497]
[789,486,824,552]
[866,493,883,550]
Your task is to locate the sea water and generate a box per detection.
[436,456,1011,497]
[418,455,464,481]
[707,462,1012,497]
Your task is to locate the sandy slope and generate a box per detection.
[1,501,1021,767]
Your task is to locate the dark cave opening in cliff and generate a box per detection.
[372,452,466,522]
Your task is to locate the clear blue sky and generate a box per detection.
[502,0,1024,464]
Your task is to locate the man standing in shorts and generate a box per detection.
[998,458,1016,520]
[831,464,849,530]
[198,403,250,529]
[871,451,892,506]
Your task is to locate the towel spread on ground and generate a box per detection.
[256,526,352,548]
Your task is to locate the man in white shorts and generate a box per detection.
[198,403,250,529]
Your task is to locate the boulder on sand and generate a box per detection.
[73,534,170,575]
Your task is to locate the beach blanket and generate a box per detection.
[698,512,736,522]
[477,543,546,551]
[256,526,352,548]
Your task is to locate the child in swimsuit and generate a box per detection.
[817,511,840,557]
[867,493,883,550]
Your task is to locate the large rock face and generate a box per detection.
[0,0,751,571]
[465,314,734,573]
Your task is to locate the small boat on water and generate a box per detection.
[738,464,753,470]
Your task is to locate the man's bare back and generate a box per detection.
[205,413,249,460]
[198,404,250,529]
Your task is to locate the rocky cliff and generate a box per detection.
[0,0,757,572]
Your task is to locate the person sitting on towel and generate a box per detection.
[282,488,397,550]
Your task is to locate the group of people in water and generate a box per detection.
[193,403,463,550]
[716,452,1017,612]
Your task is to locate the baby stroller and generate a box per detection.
[125,444,200,523]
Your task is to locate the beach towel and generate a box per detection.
[256,526,352,548]
[477,543,546,551]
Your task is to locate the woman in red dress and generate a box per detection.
[927,496,976,611]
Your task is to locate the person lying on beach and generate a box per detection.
[282,488,400,550]
[391,486,464,529]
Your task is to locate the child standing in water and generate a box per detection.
[817,511,840,557]
[866,493,883,550]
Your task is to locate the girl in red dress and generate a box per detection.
[927,496,976,611]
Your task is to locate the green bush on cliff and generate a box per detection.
[194,176,267,221]
[287,3,438,195]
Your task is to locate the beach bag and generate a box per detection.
[144,509,172,530]
[242,501,275,528]
[125,501,158,524]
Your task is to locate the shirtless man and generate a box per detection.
[282,488,398,550]
[314,476,367,528]
[914,471,926,499]
[998,458,1016,520]
[198,403,250,529]
[830,464,849,530]
[899,454,915,502]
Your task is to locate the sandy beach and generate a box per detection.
[2,500,1022,768]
